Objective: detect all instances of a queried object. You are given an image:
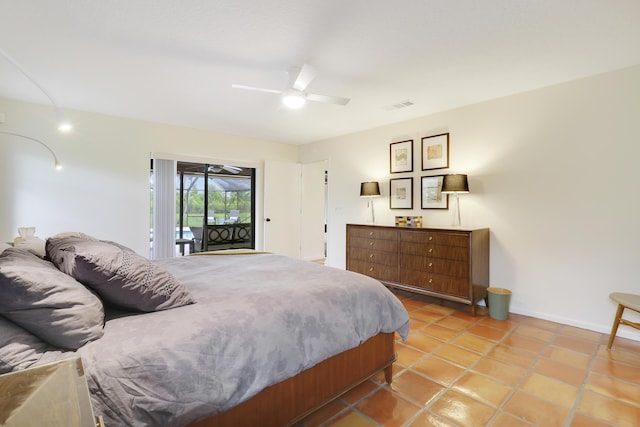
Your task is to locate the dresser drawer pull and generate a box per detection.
[369,231,374,236]
[428,262,433,267]
[428,278,433,284]
[369,242,375,246]
[428,248,433,253]
[369,254,374,258]
[428,235,433,241]
[369,267,374,272]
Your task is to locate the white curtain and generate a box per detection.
[152,158,176,259]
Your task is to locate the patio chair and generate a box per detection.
[190,226,204,252]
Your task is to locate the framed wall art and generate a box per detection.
[421,133,449,171]
[390,140,413,173]
[421,175,448,209]
[390,177,413,209]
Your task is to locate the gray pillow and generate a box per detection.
[45,231,98,266]
[46,238,195,312]
[0,248,105,350]
[0,315,53,374]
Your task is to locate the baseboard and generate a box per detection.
[510,305,640,342]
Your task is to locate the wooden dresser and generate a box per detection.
[346,224,489,315]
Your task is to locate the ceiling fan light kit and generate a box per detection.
[282,92,306,109]
[232,63,350,109]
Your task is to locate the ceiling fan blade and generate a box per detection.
[291,64,317,91]
[306,93,351,106]
[231,84,283,94]
[209,164,242,174]
[222,165,242,174]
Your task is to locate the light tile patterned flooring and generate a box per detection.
[300,292,640,427]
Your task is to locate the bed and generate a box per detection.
[0,234,409,426]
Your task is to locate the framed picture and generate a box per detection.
[421,175,448,209]
[421,133,449,170]
[390,140,413,173]
[390,177,413,209]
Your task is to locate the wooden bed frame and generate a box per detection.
[188,332,396,427]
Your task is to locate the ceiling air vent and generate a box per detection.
[385,100,415,111]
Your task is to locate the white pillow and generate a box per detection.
[0,242,10,255]
[15,237,47,258]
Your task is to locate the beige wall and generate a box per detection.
[301,65,640,338]
[0,98,298,254]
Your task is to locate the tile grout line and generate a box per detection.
[318,379,386,427]
[564,335,619,427]
[315,294,640,427]
[397,308,467,427]
[488,322,606,427]
[405,306,599,426]
[399,309,512,426]
[384,304,481,427]
[404,305,545,426]
[481,321,558,426]
[440,315,530,423]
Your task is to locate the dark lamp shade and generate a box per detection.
[360,181,381,197]
[441,174,469,193]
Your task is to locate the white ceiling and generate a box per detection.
[1,1,639,144]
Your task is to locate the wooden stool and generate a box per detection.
[607,292,640,350]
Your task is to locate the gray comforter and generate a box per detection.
[42,253,409,426]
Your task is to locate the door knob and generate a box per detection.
[265,218,271,222]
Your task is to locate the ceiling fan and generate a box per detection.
[209,164,242,174]
[232,64,350,109]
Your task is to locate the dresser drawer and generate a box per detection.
[348,260,399,282]
[400,254,469,277]
[400,242,469,261]
[349,248,398,266]
[399,271,469,298]
[349,236,398,252]
[400,230,469,247]
[349,227,398,241]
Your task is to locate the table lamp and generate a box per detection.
[441,174,469,227]
[360,181,381,223]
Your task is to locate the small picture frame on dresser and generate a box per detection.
[421,175,448,209]
[390,140,413,173]
[390,177,413,209]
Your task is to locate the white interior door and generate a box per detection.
[300,160,327,261]
[264,160,301,257]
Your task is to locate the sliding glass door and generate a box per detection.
[150,160,256,257]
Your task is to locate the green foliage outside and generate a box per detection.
[150,172,253,232]
[181,187,252,226]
